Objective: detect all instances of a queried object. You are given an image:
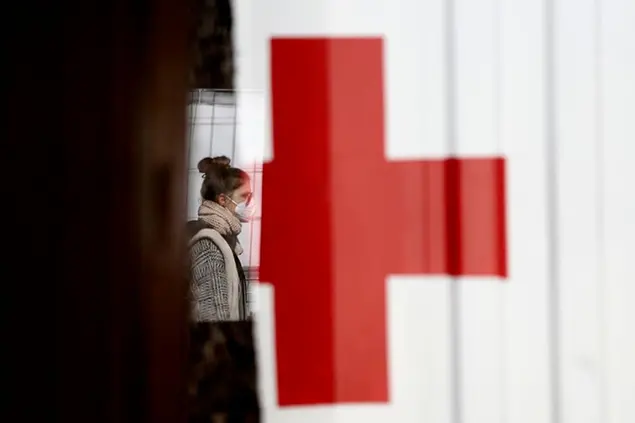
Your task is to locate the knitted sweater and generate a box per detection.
[187,220,249,321]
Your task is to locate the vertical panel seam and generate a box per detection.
[231,92,239,160]
[187,89,202,214]
[544,0,562,422]
[445,0,463,422]
[209,91,217,157]
[494,0,509,421]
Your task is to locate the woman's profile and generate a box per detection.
[186,156,255,321]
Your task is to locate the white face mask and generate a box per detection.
[227,196,256,222]
[234,200,256,222]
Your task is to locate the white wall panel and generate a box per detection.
[225,1,635,423]
[500,0,553,423]
[384,1,455,420]
[383,0,447,159]
[453,1,505,423]
[554,1,605,422]
[600,1,635,422]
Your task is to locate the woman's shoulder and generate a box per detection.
[190,228,228,249]
[190,235,224,264]
[190,235,219,250]
[186,219,210,238]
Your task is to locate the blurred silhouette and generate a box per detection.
[190,0,234,88]
[188,322,260,423]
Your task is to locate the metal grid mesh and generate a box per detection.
[186,89,264,295]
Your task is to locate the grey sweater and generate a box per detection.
[188,222,249,321]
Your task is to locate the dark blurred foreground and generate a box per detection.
[6,0,252,422]
[189,322,260,423]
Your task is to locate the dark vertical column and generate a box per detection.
[6,1,191,423]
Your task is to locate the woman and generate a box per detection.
[186,156,255,321]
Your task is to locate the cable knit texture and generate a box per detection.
[187,201,249,322]
[190,229,242,321]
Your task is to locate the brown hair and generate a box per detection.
[198,156,250,202]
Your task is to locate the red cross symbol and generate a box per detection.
[260,37,507,407]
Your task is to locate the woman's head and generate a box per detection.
[198,156,252,215]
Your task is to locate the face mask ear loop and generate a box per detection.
[221,193,237,207]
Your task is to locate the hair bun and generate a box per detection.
[197,156,231,174]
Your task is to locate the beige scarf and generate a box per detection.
[198,200,244,255]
